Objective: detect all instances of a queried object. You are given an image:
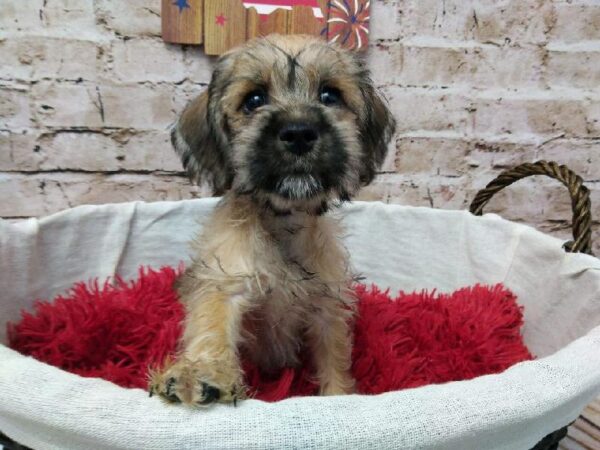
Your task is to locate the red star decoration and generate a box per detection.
[215,13,227,26]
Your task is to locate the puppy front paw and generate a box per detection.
[148,358,246,406]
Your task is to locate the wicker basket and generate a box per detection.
[0,160,598,450]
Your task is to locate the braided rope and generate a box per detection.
[470,161,593,255]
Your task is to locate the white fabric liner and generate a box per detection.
[1,199,599,450]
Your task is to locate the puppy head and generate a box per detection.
[172,34,395,212]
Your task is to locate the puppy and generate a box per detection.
[149,34,395,405]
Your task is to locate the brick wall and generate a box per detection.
[1,0,599,253]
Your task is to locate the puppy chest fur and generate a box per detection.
[176,194,355,374]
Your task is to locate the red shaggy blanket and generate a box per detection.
[7,267,533,401]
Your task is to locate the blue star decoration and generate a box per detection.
[173,0,190,12]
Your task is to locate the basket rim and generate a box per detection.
[0,197,591,248]
[2,325,600,449]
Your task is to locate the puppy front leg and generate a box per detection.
[307,305,356,396]
[149,291,250,406]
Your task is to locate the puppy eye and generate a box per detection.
[319,86,342,106]
[242,90,267,113]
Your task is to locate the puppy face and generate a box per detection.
[172,34,395,213]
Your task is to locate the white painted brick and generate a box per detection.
[393,136,538,175]
[98,84,177,129]
[0,37,98,81]
[550,3,600,43]
[115,131,183,172]
[472,93,596,138]
[0,174,55,217]
[470,1,553,45]
[535,139,600,180]
[464,137,600,178]
[95,0,161,37]
[466,140,537,171]
[0,173,209,218]
[29,130,182,172]
[0,0,45,32]
[29,82,178,130]
[393,137,471,176]
[546,49,600,90]
[400,0,552,45]
[366,43,400,86]
[0,130,41,171]
[32,132,131,172]
[357,173,470,209]
[183,47,215,84]
[385,87,471,133]
[384,42,543,88]
[0,85,33,129]
[400,0,477,41]
[40,0,96,32]
[110,38,187,83]
[0,0,105,40]
[369,0,402,41]
[586,101,600,136]
[30,82,104,128]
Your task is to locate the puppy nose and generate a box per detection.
[278,123,319,155]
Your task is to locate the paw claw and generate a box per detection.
[165,377,176,396]
[199,382,221,404]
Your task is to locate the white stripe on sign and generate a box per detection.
[243,3,323,17]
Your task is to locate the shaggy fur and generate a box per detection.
[149,34,396,405]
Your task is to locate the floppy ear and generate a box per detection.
[358,83,396,185]
[171,90,233,195]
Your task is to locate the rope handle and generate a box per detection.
[469,160,594,255]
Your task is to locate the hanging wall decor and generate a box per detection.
[161,0,369,55]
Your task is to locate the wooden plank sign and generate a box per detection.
[204,0,248,55]
[288,5,322,36]
[162,0,204,44]
[246,7,289,40]
[161,0,370,54]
